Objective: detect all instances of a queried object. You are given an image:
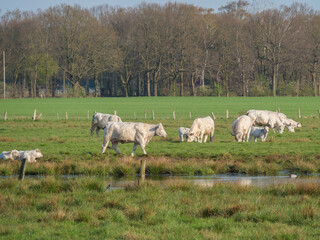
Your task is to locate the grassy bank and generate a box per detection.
[0,117,319,176]
[0,178,319,239]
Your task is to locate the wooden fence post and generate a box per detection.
[298,109,301,119]
[134,112,136,120]
[152,110,154,120]
[144,110,147,120]
[65,112,68,120]
[114,110,117,115]
[87,110,90,120]
[4,111,7,121]
[277,108,280,113]
[18,159,27,181]
[33,109,37,120]
[211,112,215,120]
[189,112,191,120]
[226,110,229,119]
[173,111,176,120]
[318,109,320,118]
[138,159,147,185]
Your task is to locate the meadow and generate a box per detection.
[0,97,320,176]
[0,178,319,239]
[0,97,320,239]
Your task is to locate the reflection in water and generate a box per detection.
[107,173,320,190]
[1,173,319,190]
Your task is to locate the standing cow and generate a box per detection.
[178,127,190,142]
[232,115,254,142]
[101,122,167,156]
[249,126,269,142]
[91,112,122,137]
[246,110,285,133]
[187,116,215,143]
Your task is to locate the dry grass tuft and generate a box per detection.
[0,137,16,142]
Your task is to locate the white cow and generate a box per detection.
[246,110,285,133]
[231,115,254,142]
[0,149,20,160]
[18,149,43,162]
[179,127,190,142]
[277,113,302,132]
[101,122,167,156]
[91,113,122,137]
[187,116,215,143]
[249,126,269,142]
[0,149,42,162]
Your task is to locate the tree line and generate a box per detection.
[0,1,320,98]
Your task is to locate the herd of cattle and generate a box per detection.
[0,110,302,161]
[93,109,301,156]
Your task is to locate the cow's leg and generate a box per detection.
[112,142,121,155]
[136,132,147,155]
[203,135,208,143]
[254,137,257,142]
[199,132,204,143]
[101,134,111,154]
[210,132,214,142]
[246,130,251,142]
[131,143,139,156]
[90,125,96,137]
[96,127,100,137]
[180,134,183,142]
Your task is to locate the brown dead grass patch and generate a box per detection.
[0,137,16,142]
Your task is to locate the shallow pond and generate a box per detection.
[106,173,320,190]
[2,173,319,190]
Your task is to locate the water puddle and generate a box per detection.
[2,173,319,190]
[106,173,320,190]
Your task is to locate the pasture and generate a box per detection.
[0,97,319,176]
[0,179,319,239]
[0,97,320,239]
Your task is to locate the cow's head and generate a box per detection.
[276,125,285,134]
[34,149,43,158]
[156,123,167,138]
[286,125,295,132]
[187,132,198,142]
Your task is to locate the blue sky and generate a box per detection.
[1,0,319,12]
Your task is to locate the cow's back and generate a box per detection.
[190,117,214,134]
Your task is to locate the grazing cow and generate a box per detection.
[178,127,190,142]
[18,149,43,162]
[246,110,285,133]
[0,149,20,160]
[277,113,302,132]
[101,122,167,156]
[187,116,215,143]
[0,149,42,162]
[286,119,302,132]
[249,126,269,142]
[91,113,122,137]
[232,115,254,142]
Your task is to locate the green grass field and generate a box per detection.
[0,97,320,239]
[0,97,320,120]
[0,97,319,176]
[0,179,319,239]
